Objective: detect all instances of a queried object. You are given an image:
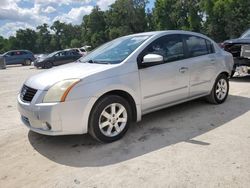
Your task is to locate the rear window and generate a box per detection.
[185,35,214,57]
[20,51,27,55]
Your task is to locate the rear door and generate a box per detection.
[65,51,79,63]
[19,51,27,63]
[184,35,217,97]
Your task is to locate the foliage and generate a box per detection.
[0,0,250,54]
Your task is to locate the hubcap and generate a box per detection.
[216,78,228,100]
[99,103,127,137]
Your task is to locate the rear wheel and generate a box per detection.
[206,74,229,104]
[89,95,132,143]
[23,59,31,66]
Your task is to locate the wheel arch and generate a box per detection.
[89,90,138,124]
[220,71,229,78]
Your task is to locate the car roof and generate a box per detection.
[127,30,212,40]
[8,50,30,52]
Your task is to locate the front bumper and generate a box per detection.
[17,91,92,136]
[33,61,44,68]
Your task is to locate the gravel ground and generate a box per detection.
[0,66,250,188]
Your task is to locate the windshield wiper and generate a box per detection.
[78,59,110,64]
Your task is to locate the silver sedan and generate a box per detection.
[18,30,234,142]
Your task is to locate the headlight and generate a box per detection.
[43,79,80,103]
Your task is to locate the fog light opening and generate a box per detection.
[42,122,52,130]
[46,122,52,130]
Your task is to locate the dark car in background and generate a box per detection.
[222,29,250,76]
[1,50,35,66]
[34,49,82,69]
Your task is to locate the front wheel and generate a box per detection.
[206,74,229,104]
[88,95,132,143]
[43,61,53,69]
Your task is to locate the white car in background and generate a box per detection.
[69,46,91,56]
[18,30,233,143]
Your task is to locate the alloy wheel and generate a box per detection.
[98,103,128,137]
[216,78,228,100]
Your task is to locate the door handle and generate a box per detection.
[210,59,216,64]
[179,67,188,73]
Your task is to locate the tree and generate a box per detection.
[0,36,9,53]
[201,0,250,41]
[36,24,51,53]
[70,39,81,48]
[105,0,148,39]
[14,29,38,52]
[1,0,250,52]
[81,6,107,48]
[153,0,202,31]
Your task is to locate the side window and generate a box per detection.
[206,40,215,54]
[15,51,22,56]
[185,35,214,57]
[141,35,185,64]
[6,52,12,56]
[72,51,80,55]
[20,51,27,55]
[68,51,76,56]
[55,52,62,57]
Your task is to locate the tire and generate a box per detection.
[22,59,31,66]
[206,74,229,104]
[88,95,132,143]
[43,61,53,69]
[230,70,235,78]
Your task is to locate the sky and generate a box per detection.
[0,0,155,38]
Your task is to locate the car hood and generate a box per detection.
[224,38,250,45]
[36,56,50,62]
[25,62,115,90]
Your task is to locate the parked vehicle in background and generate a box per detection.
[1,50,35,66]
[34,49,82,69]
[222,28,250,76]
[69,46,91,56]
[70,48,88,56]
[34,54,49,60]
[18,30,233,143]
[0,56,6,69]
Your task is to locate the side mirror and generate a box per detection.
[143,54,163,64]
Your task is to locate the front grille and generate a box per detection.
[241,45,250,59]
[20,85,37,102]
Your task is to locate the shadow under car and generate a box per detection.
[28,94,250,167]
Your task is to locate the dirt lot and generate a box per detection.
[0,66,250,188]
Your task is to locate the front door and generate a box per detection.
[54,52,67,65]
[138,34,190,113]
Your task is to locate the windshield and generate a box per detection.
[79,35,151,64]
[241,29,250,39]
[47,51,59,57]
